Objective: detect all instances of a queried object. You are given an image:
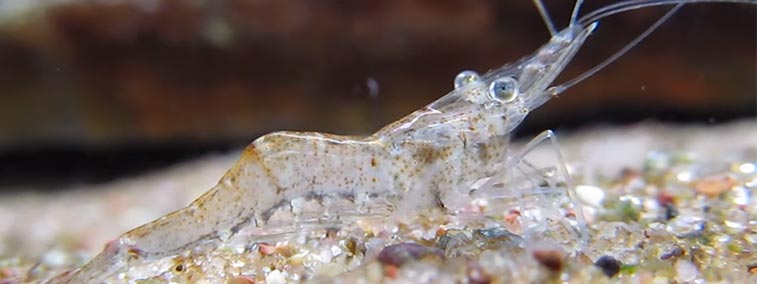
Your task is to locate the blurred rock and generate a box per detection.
[0,0,753,149]
[0,1,753,190]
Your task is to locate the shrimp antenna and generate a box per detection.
[550,3,683,96]
[570,0,585,26]
[580,0,755,26]
[532,0,557,36]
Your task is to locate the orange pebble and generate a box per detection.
[694,175,735,197]
[228,275,256,284]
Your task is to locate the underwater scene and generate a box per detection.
[0,1,755,283]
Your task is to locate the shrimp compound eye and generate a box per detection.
[488,77,519,103]
[453,70,481,89]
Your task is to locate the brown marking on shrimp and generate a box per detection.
[413,144,445,166]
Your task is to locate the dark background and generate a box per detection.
[0,0,754,190]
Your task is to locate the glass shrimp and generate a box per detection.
[50,0,756,283]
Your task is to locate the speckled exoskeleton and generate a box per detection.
[50,0,755,283]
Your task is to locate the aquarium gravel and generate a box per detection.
[0,121,755,284]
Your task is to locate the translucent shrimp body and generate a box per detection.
[51,21,595,284]
[50,0,755,283]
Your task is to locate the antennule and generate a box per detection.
[580,0,756,26]
[532,0,557,36]
[552,3,683,96]
[570,0,585,26]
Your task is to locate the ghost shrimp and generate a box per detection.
[49,0,757,283]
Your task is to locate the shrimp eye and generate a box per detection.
[453,70,481,89]
[488,77,519,103]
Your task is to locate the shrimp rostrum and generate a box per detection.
[51,0,757,283]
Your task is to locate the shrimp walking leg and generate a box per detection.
[474,130,588,248]
[516,130,588,245]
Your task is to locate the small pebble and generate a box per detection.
[656,192,675,207]
[532,249,565,272]
[365,262,383,282]
[674,260,699,283]
[662,203,678,220]
[41,250,68,267]
[660,247,684,260]
[727,185,750,205]
[748,263,757,274]
[619,168,641,182]
[694,174,735,197]
[667,215,706,238]
[0,267,14,278]
[504,209,521,225]
[575,185,605,207]
[467,261,491,284]
[276,245,296,257]
[735,162,756,174]
[594,255,622,277]
[656,192,679,220]
[383,264,399,279]
[228,275,255,284]
[266,270,287,284]
[437,229,472,252]
[257,243,276,255]
[172,263,185,273]
[377,243,443,266]
[474,228,521,249]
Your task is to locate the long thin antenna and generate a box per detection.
[580,0,755,26]
[533,0,557,36]
[570,0,584,26]
[551,3,683,95]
